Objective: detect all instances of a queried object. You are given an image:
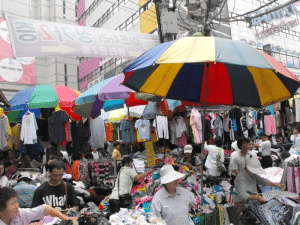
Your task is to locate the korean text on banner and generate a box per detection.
[5,15,160,59]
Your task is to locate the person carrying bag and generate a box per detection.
[109,157,152,214]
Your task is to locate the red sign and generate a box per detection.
[0,18,35,84]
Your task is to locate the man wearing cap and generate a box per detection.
[181,145,201,170]
[150,165,196,225]
[13,172,36,208]
[234,156,285,221]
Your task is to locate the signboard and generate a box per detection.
[5,15,160,59]
[249,2,300,27]
[0,18,35,84]
[256,18,299,39]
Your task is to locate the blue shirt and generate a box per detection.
[135,119,151,140]
[14,181,36,208]
[120,121,136,143]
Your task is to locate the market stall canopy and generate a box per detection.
[123,36,300,108]
[0,90,10,108]
[75,74,148,118]
[8,85,81,120]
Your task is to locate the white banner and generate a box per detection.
[5,15,160,59]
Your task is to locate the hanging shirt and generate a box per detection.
[89,116,106,148]
[0,115,8,150]
[72,160,81,181]
[21,112,38,145]
[120,121,136,143]
[190,109,202,144]
[12,124,22,151]
[153,116,169,139]
[135,119,151,140]
[49,110,69,145]
[92,151,100,160]
[105,123,114,142]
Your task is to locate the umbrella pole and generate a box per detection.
[126,100,133,156]
[200,63,209,207]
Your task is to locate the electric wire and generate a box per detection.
[215,0,298,22]
[104,0,158,22]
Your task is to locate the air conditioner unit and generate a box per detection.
[88,82,94,89]
[94,77,101,85]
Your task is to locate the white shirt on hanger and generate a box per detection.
[21,112,38,145]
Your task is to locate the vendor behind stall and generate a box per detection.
[31,160,79,211]
[150,164,196,225]
[234,156,285,221]
[181,145,201,170]
[0,187,77,225]
[109,157,151,214]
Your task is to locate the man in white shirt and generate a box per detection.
[254,132,272,169]
[229,137,255,184]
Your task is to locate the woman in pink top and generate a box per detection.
[0,187,77,225]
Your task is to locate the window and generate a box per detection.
[75,4,77,17]
[63,0,66,14]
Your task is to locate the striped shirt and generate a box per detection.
[14,181,36,208]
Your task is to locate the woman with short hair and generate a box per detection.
[0,187,76,225]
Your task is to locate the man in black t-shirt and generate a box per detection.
[31,160,79,211]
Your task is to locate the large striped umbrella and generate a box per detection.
[9,85,81,120]
[123,36,300,108]
[122,36,300,206]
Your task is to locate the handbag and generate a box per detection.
[216,148,226,173]
[118,169,132,207]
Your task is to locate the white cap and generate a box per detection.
[246,156,265,174]
[184,145,193,153]
[160,165,185,184]
[18,172,32,181]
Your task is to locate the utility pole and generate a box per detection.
[154,0,178,43]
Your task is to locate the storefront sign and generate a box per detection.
[249,2,300,27]
[5,15,160,59]
[0,18,35,84]
[256,19,299,39]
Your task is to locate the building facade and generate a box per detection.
[228,0,300,78]
[78,0,300,92]
[0,0,79,100]
[77,0,159,91]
